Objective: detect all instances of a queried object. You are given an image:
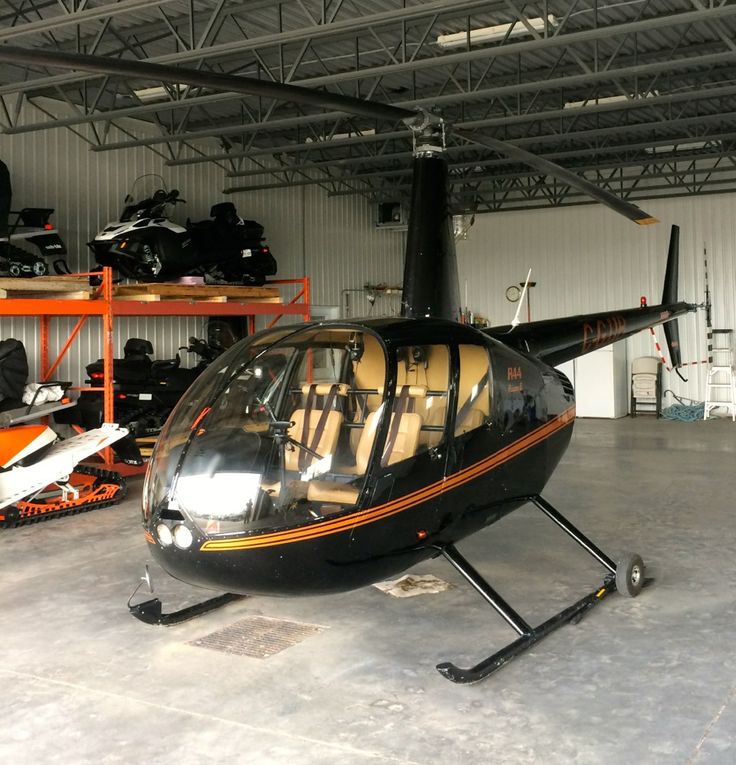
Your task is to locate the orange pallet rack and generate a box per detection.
[0,268,311,468]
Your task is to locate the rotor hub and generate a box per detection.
[405,109,446,157]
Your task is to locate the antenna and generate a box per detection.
[509,268,533,331]
[704,242,713,368]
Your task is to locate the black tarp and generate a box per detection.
[0,159,10,238]
[0,339,29,411]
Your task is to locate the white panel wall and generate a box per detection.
[225,185,405,320]
[456,196,736,403]
[0,103,405,383]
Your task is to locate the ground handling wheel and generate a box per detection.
[616,552,645,597]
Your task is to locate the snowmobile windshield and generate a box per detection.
[143,325,388,537]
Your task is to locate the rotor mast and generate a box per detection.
[400,114,461,322]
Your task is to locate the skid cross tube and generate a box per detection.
[436,494,622,684]
[529,495,617,574]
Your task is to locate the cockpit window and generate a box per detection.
[455,344,492,436]
[143,326,389,537]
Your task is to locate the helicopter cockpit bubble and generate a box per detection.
[143,325,389,540]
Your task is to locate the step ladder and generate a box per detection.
[704,329,736,421]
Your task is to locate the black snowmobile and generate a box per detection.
[0,159,68,277]
[58,334,226,465]
[89,187,277,284]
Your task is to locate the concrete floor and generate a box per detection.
[2,417,735,765]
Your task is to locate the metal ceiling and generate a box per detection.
[4,0,736,214]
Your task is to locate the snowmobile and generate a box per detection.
[88,187,277,284]
[0,158,68,277]
[0,338,127,527]
[63,334,225,465]
[0,419,128,527]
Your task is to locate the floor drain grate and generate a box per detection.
[189,615,325,659]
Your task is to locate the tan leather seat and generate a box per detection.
[455,407,485,436]
[307,480,359,505]
[380,410,423,466]
[285,383,347,472]
[455,345,491,436]
[306,386,425,506]
[345,385,426,472]
[419,400,446,447]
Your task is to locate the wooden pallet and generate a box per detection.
[114,282,281,303]
[135,435,158,458]
[0,276,93,299]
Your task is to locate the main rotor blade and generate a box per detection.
[0,45,416,125]
[455,128,658,225]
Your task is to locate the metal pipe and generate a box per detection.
[529,496,617,574]
[441,544,532,636]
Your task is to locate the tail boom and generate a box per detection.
[485,301,696,367]
[487,224,694,368]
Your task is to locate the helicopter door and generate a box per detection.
[368,344,451,508]
[445,342,494,490]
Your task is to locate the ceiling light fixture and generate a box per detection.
[644,140,712,153]
[564,91,659,109]
[436,16,557,49]
[133,84,188,102]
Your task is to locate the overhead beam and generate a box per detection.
[0,0,179,41]
[0,0,499,96]
[79,43,736,154]
[222,150,736,194]
[219,103,736,178]
[164,130,410,166]
[256,5,736,90]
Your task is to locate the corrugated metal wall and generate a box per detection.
[457,195,736,402]
[0,104,405,383]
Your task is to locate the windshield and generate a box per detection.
[143,326,387,536]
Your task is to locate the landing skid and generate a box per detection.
[129,593,244,626]
[127,566,244,625]
[436,494,647,684]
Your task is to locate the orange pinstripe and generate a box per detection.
[199,405,575,552]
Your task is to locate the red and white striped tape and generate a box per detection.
[648,327,707,370]
[648,327,671,371]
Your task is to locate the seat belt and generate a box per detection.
[382,386,411,466]
[300,384,339,471]
[298,384,317,470]
[455,372,489,431]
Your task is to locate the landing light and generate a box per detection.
[173,524,193,549]
[156,523,173,546]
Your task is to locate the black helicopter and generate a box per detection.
[0,44,696,684]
